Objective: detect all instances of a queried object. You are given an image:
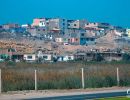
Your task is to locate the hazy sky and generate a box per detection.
[0,0,130,27]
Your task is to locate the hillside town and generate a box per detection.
[0,17,130,62]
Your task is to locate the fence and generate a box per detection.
[0,66,130,92]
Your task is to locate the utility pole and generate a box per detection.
[81,68,85,89]
[35,70,37,91]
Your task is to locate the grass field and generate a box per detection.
[0,61,130,92]
[97,97,130,100]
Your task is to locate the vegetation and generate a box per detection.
[0,61,130,92]
[97,97,130,100]
[122,53,130,61]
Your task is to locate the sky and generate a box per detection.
[0,0,130,28]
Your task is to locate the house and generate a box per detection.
[48,18,67,33]
[57,54,74,62]
[67,19,87,29]
[98,23,111,29]
[63,55,74,61]
[42,54,52,61]
[32,18,67,34]
[74,52,87,61]
[0,25,3,31]
[12,52,24,62]
[126,29,130,37]
[3,23,20,30]
[114,26,126,33]
[85,22,99,30]
[80,37,95,45]
[37,50,53,62]
[0,48,15,60]
[27,27,46,36]
[65,29,81,45]
[64,29,96,45]
[101,52,122,61]
[32,18,46,27]
[24,54,36,62]
[55,38,64,43]
[21,24,31,28]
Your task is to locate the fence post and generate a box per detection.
[35,70,37,91]
[117,67,120,86]
[0,69,1,93]
[81,68,85,89]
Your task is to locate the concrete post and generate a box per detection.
[81,68,85,89]
[35,70,37,91]
[0,69,1,93]
[117,67,120,86]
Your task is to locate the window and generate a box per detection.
[74,24,77,26]
[63,19,65,21]
[81,38,84,40]
[68,24,70,26]
[43,56,48,59]
[68,57,71,60]
[81,33,84,36]
[27,56,32,59]
[90,38,94,41]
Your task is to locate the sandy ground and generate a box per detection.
[0,87,130,100]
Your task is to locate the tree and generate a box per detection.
[93,53,104,62]
[122,53,130,61]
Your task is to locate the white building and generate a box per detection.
[24,54,36,62]
[126,29,130,37]
[63,55,74,61]
[37,51,52,61]
[21,24,30,28]
[55,38,63,43]
[42,54,52,61]
[57,55,74,62]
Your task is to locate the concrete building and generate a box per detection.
[55,38,64,43]
[37,50,53,61]
[67,19,87,29]
[21,24,31,28]
[32,18,67,34]
[126,29,130,37]
[32,18,46,27]
[27,27,46,36]
[57,54,74,62]
[98,23,111,29]
[65,29,95,45]
[24,54,36,62]
[0,25,3,31]
[74,51,122,62]
[47,18,67,34]
[85,22,99,30]
[3,23,20,30]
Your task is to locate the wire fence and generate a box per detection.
[0,66,130,92]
